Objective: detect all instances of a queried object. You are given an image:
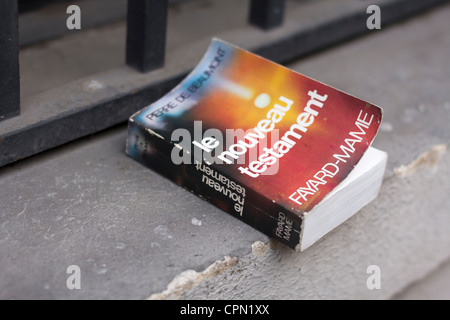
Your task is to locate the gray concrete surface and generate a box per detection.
[1,3,449,299]
[0,125,264,299]
[394,259,450,300]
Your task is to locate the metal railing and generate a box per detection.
[1,0,286,121]
[0,0,20,122]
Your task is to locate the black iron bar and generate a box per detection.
[126,0,169,72]
[0,0,20,121]
[249,0,286,30]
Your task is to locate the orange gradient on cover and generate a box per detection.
[179,45,381,213]
[137,39,382,214]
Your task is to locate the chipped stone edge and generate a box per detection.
[147,241,277,300]
[394,144,447,177]
[147,143,449,300]
[147,256,239,300]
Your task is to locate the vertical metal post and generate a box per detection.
[0,0,20,121]
[126,0,168,73]
[249,0,286,30]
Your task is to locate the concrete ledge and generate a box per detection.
[156,146,449,299]
[0,3,449,299]
[394,259,450,300]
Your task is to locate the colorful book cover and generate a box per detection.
[126,38,382,250]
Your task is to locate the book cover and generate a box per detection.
[126,38,383,250]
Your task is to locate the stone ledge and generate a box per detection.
[157,144,449,299]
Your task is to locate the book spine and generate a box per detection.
[126,120,304,249]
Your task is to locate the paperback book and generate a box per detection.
[126,38,387,251]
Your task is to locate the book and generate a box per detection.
[126,38,387,251]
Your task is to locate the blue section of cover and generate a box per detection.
[134,39,236,128]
